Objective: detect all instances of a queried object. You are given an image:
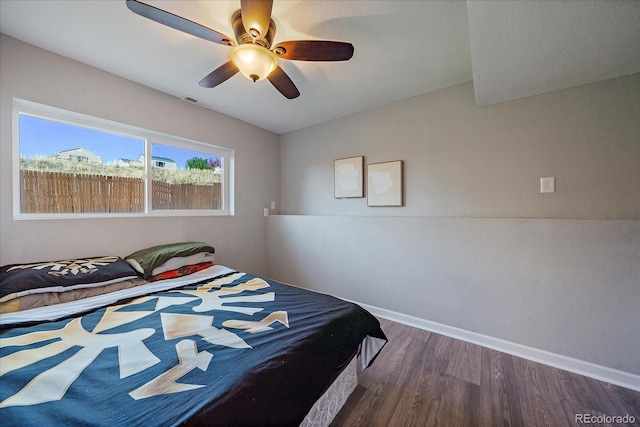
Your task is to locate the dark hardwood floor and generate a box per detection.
[330,318,640,426]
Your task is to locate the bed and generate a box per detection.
[0,242,387,426]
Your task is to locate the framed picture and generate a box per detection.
[334,156,364,198]
[367,160,404,207]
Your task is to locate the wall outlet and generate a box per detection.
[540,177,555,193]
[263,208,269,217]
[271,201,276,209]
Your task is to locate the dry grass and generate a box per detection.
[20,157,221,185]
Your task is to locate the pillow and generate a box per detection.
[0,256,139,304]
[148,262,214,282]
[150,252,216,276]
[0,276,147,314]
[125,242,215,279]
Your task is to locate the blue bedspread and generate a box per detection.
[0,271,386,426]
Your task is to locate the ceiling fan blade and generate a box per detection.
[267,66,300,99]
[272,41,354,61]
[199,62,239,88]
[126,0,233,46]
[240,0,273,39]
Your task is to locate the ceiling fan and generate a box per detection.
[126,0,355,99]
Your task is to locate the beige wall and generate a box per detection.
[271,75,640,380]
[0,35,280,274]
[280,76,640,219]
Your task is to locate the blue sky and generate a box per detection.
[19,115,219,169]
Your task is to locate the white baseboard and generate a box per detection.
[352,300,640,392]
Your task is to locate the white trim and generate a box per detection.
[346,299,640,392]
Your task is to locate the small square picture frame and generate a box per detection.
[334,156,364,198]
[367,160,404,207]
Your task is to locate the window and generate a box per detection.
[150,143,223,211]
[13,99,233,219]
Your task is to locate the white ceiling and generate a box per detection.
[1,1,639,135]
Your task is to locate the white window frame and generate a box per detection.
[12,98,234,220]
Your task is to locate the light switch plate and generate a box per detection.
[263,208,269,217]
[540,177,555,193]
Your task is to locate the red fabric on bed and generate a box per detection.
[148,262,214,282]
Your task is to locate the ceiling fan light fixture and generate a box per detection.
[127,0,353,99]
[230,44,278,82]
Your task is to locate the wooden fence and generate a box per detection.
[152,180,221,210]
[20,170,221,213]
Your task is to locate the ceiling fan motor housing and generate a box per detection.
[231,9,276,48]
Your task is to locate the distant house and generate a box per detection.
[114,158,142,168]
[136,154,177,170]
[54,147,102,164]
